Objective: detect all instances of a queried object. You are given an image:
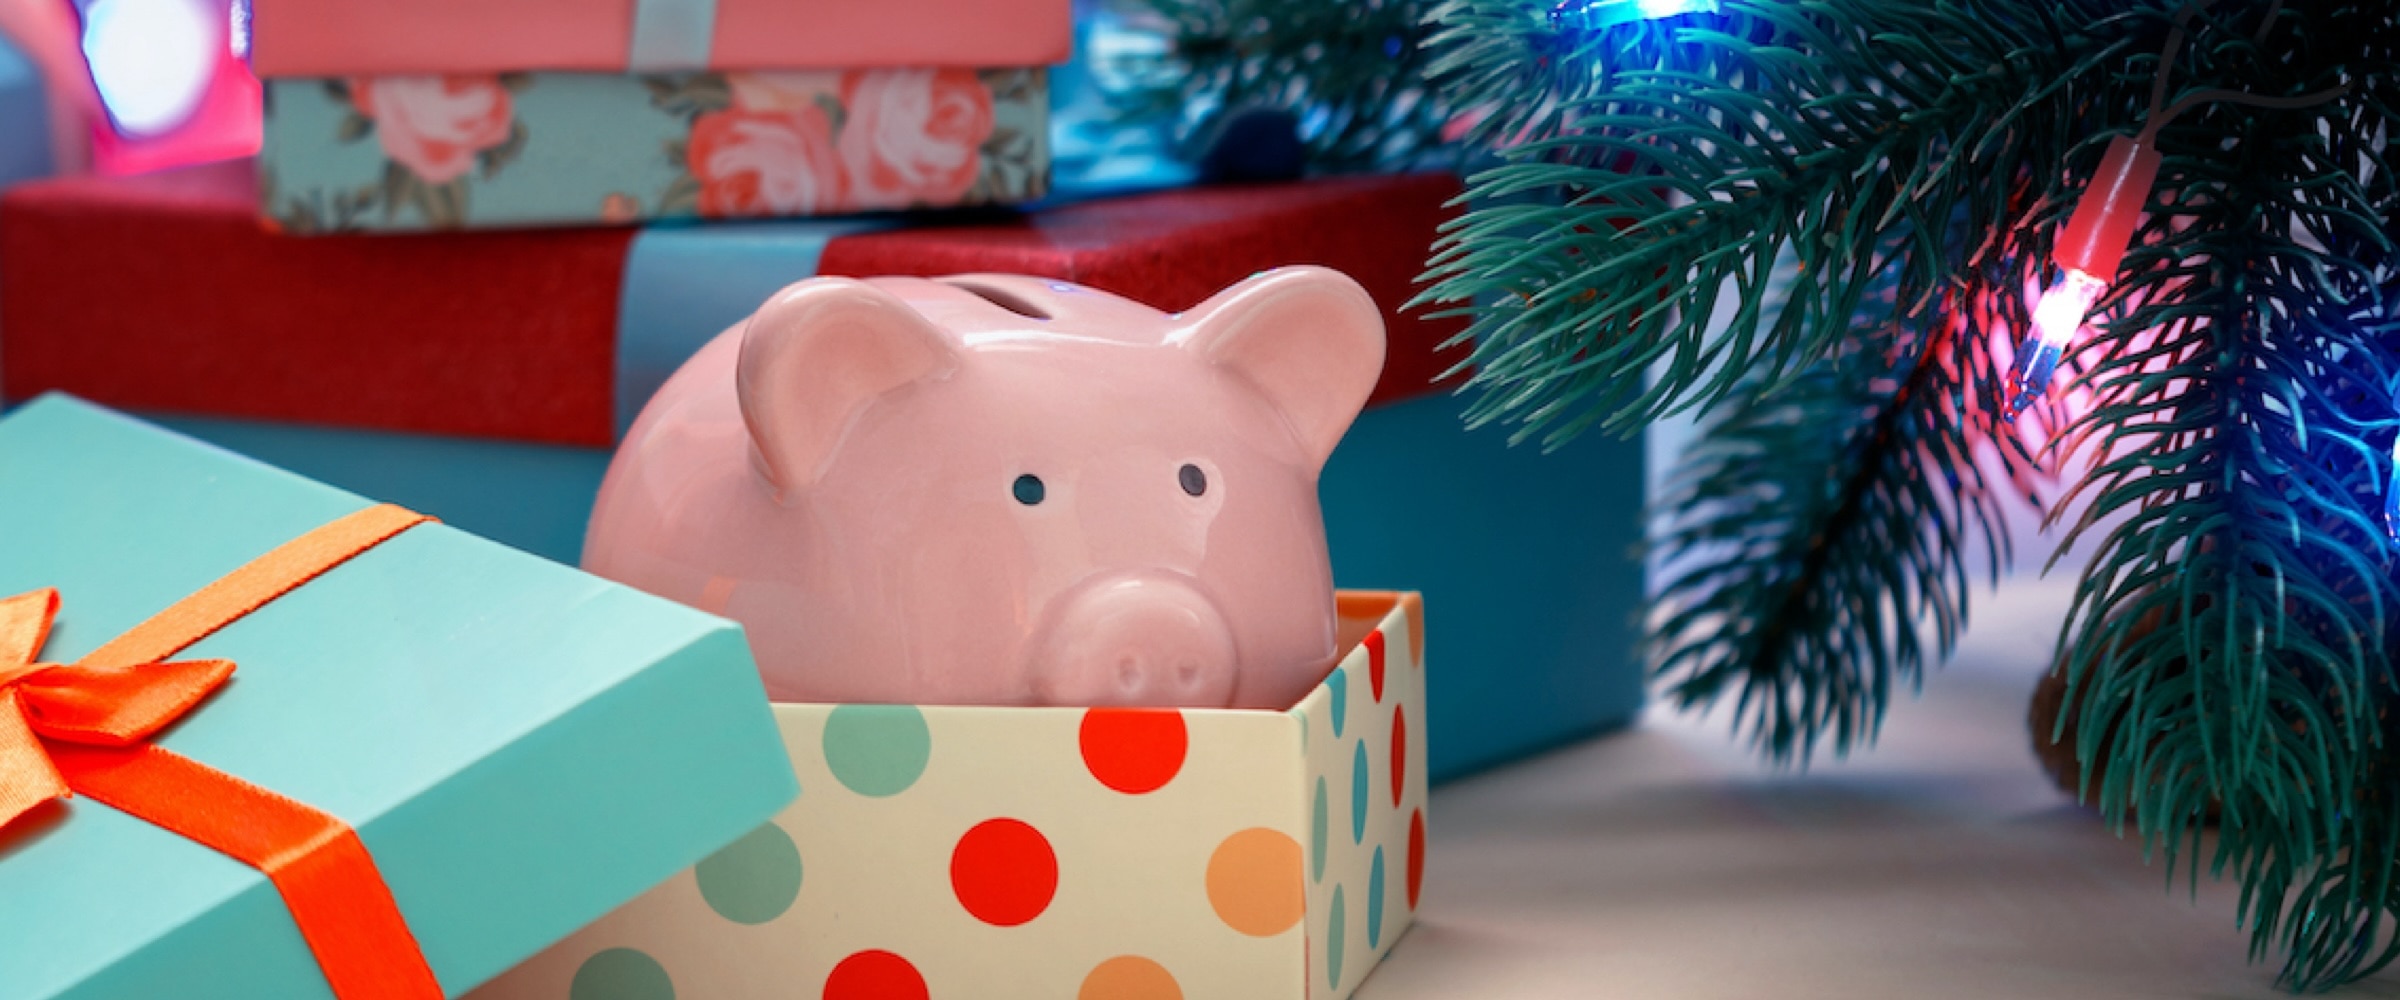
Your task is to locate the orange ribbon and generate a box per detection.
[0,504,443,1000]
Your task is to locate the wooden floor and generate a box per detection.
[1362,575,2400,1000]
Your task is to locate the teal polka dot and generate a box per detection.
[1367,846,1387,949]
[1326,885,1347,989]
[570,948,673,1000]
[1349,741,1369,844]
[822,704,931,797]
[1310,777,1329,883]
[1326,672,1348,738]
[694,822,802,925]
[1295,710,1308,751]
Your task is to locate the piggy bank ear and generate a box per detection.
[1179,266,1387,469]
[737,277,959,493]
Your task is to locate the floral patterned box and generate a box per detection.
[257,67,1047,232]
[468,591,1428,1000]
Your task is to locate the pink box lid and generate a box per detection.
[248,0,1072,77]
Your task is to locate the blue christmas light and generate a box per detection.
[2387,408,2400,546]
[2003,268,2108,419]
[1549,0,1720,31]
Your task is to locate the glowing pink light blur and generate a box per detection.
[72,0,259,175]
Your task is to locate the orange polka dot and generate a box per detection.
[1390,705,1407,807]
[951,818,1058,926]
[1080,708,1187,794]
[1077,956,1183,1000]
[1206,827,1304,936]
[1406,809,1426,910]
[1364,630,1386,702]
[823,950,926,1000]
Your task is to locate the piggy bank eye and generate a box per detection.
[1179,464,1208,497]
[1013,474,1046,505]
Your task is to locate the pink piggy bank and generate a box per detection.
[583,266,1387,709]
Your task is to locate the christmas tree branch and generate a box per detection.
[2046,6,2400,987]
[1420,0,2124,446]
[1098,0,1453,169]
[1651,280,2028,762]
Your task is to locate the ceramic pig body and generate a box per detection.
[584,267,1386,710]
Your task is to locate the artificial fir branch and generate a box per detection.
[1650,282,2031,763]
[1423,1,2399,985]
[1420,0,2123,444]
[2039,6,2400,987]
[1093,0,1453,169]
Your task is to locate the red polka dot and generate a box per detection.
[951,818,1058,926]
[1079,708,1187,794]
[1406,809,1425,909]
[1390,705,1407,807]
[824,950,927,1000]
[1364,630,1386,702]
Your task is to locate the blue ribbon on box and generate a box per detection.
[626,0,717,71]
[614,219,891,437]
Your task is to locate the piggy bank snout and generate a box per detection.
[1028,575,1238,708]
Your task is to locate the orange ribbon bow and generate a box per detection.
[0,588,235,823]
[0,504,443,1000]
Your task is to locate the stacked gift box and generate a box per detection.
[0,2,1644,996]
[249,0,1064,230]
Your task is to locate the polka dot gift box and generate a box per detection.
[471,591,1427,1000]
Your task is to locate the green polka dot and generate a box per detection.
[1350,740,1370,844]
[1368,846,1387,948]
[571,948,673,1000]
[1326,672,1349,737]
[822,704,931,797]
[1327,885,1348,989]
[1310,777,1329,883]
[695,822,803,924]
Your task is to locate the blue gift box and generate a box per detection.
[0,396,798,1000]
[153,387,1644,782]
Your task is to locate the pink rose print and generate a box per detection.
[687,101,847,217]
[837,68,994,209]
[349,75,515,185]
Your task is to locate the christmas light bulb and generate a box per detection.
[2388,411,2400,545]
[81,0,217,137]
[1549,0,1718,31]
[2004,269,2107,416]
[2002,134,2163,420]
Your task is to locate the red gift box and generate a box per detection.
[0,162,1465,447]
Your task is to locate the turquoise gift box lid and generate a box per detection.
[0,395,800,999]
